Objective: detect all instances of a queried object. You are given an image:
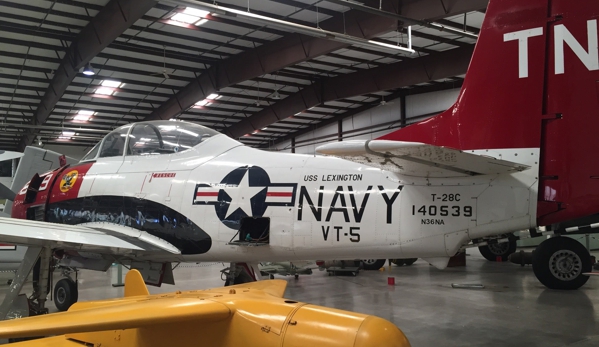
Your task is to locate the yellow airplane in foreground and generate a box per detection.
[0,270,410,347]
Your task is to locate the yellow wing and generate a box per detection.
[0,336,83,347]
[203,279,288,298]
[0,298,231,339]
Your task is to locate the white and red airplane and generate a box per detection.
[1,0,597,314]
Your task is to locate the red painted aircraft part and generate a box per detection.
[379,0,599,227]
[378,0,548,150]
[11,162,94,220]
[538,1,599,225]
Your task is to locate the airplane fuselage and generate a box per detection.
[11,134,538,267]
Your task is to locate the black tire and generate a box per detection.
[479,234,517,261]
[294,274,299,280]
[390,259,405,266]
[54,278,78,312]
[403,258,418,266]
[361,259,386,270]
[269,274,275,279]
[532,237,591,290]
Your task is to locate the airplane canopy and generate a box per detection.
[80,121,220,162]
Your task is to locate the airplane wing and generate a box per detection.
[0,297,231,339]
[209,279,288,298]
[0,217,180,256]
[316,140,531,178]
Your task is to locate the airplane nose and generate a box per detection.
[354,316,411,347]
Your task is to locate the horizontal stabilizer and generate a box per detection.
[0,150,23,162]
[316,140,530,178]
[0,298,231,339]
[0,182,15,201]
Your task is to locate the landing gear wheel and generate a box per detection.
[403,258,417,266]
[478,234,517,261]
[390,259,405,266]
[54,278,78,312]
[294,274,299,280]
[390,258,417,266]
[361,259,386,270]
[532,237,591,290]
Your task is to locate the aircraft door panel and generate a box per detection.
[476,186,530,226]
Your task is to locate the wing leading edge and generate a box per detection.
[316,140,531,178]
[0,217,180,256]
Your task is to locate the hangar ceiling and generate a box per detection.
[0,0,487,153]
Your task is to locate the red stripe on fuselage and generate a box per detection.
[266,192,292,197]
[196,192,219,197]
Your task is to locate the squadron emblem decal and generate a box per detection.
[193,166,297,229]
[59,170,78,192]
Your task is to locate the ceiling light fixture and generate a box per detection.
[165,0,415,54]
[82,63,95,76]
[59,131,76,140]
[73,110,95,122]
[272,90,281,100]
[170,6,211,26]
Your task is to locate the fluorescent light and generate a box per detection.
[206,93,220,100]
[195,100,210,107]
[184,7,210,17]
[171,7,211,26]
[171,13,200,24]
[74,110,95,122]
[262,127,268,130]
[95,87,115,96]
[101,80,122,88]
[59,130,75,140]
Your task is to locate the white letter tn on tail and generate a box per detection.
[555,20,599,74]
[504,28,543,78]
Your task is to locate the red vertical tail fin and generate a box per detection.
[380,0,599,225]
[380,0,550,150]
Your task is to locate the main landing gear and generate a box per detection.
[532,236,592,290]
[390,258,418,266]
[360,259,387,270]
[222,262,259,286]
[478,233,517,262]
[0,247,80,320]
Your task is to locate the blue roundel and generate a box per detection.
[215,166,270,229]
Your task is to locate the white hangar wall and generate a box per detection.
[271,88,461,154]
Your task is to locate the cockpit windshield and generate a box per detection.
[79,121,220,162]
[127,121,219,156]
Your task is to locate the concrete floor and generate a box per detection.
[1,249,598,347]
